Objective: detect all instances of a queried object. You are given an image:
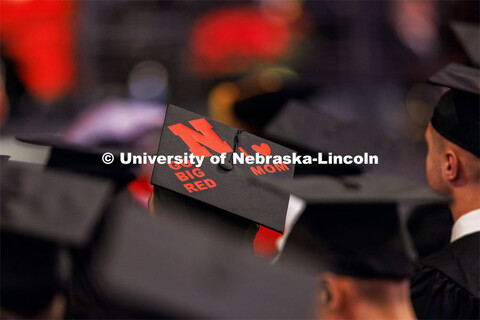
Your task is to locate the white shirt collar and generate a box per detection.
[450,208,480,243]
[276,195,306,253]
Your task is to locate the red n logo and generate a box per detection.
[168,118,233,157]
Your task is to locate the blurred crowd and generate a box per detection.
[0,0,479,319]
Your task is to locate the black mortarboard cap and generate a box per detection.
[451,21,479,67]
[151,104,295,233]
[16,135,139,187]
[92,201,315,318]
[429,62,480,94]
[428,62,480,157]
[264,101,392,175]
[255,175,448,204]
[232,83,316,132]
[254,175,449,278]
[265,102,389,160]
[1,161,114,246]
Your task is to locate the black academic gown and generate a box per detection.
[410,232,480,319]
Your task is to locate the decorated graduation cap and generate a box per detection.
[264,101,391,175]
[254,175,449,278]
[1,161,114,246]
[17,134,138,187]
[428,62,480,157]
[451,21,479,67]
[151,104,295,233]
[92,201,315,318]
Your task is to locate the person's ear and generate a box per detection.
[316,272,342,312]
[444,150,459,181]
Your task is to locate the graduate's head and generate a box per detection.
[301,202,417,320]
[425,121,480,196]
[254,175,448,319]
[424,63,480,197]
[313,273,413,320]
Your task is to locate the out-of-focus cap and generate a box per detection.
[1,161,114,246]
[254,174,448,204]
[92,201,315,318]
[17,134,139,185]
[265,101,391,159]
[451,21,479,67]
[428,62,479,94]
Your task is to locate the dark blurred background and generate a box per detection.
[1,0,478,182]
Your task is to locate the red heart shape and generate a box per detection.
[252,143,271,156]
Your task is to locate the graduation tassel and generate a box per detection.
[335,176,360,190]
[220,129,244,171]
